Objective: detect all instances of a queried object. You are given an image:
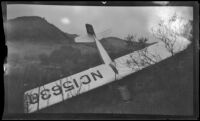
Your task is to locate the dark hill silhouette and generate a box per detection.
[101,37,131,53]
[6,16,76,44]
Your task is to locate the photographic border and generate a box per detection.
[1,1,199,120]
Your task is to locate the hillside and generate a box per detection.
[36,45,193,115]
[74,37,155,58]
[5,16,75,44]
[3,44,193,116]
[72,37,129,55]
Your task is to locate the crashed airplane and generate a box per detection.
[24,24,185,113]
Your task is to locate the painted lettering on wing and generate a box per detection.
[25,70,103,105]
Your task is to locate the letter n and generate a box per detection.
[91,70,103,81]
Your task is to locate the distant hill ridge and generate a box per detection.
[6,16,76,43]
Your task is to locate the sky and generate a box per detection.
[7,4,193,40]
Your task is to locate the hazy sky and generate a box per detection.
[7,4,193,40]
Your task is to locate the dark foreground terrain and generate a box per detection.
[36,45,194,115]
[3,44,194,119]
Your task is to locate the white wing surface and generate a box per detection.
[24,64,116,113]
[114,42,176,80]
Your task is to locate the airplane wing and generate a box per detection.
[24,42,162,113]
[114,42,172,80]
[24,64,117,113]
[24,41,176,113]
[24,24,115,113]
[74,35,94,43]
